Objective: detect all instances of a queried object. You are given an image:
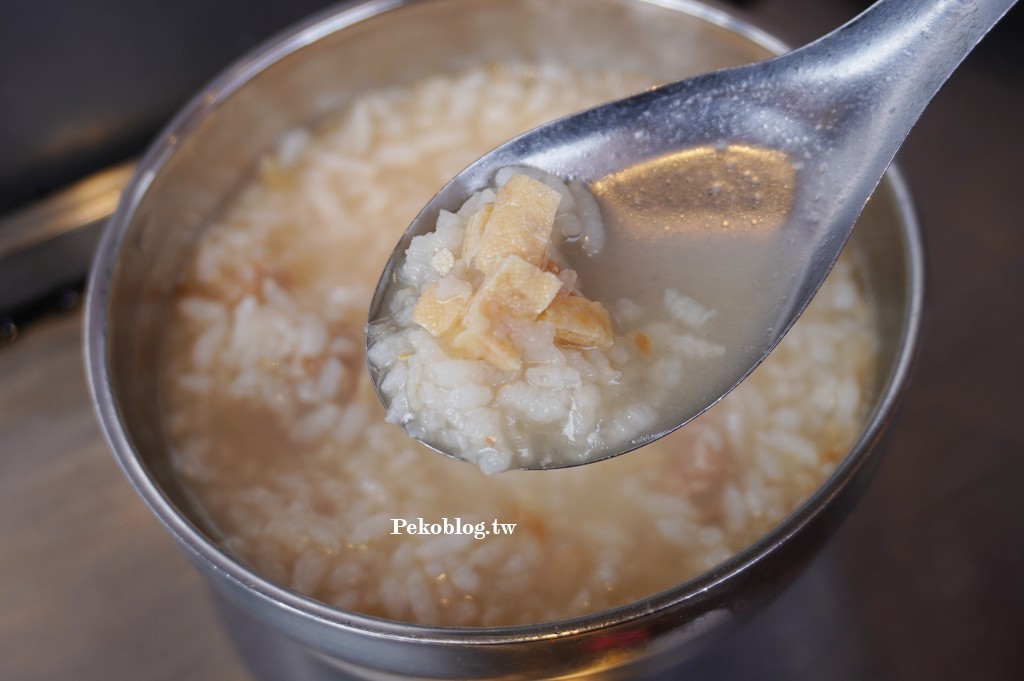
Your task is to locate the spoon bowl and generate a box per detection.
[369,0,1015,468]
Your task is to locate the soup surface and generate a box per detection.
[164,62,878,626]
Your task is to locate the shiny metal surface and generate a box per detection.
[82,0,921,678]
[3,1,1022,680]
[367,0,1013,468]
[0,0,342,216]
[0,313,249,680]
[0,162,132,314]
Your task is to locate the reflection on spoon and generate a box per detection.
[592,144,796,236]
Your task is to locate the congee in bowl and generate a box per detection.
[165,61,876,626]
[87,0,921,677]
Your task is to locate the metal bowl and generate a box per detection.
[84,0,923,678]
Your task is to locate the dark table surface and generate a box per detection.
[2,0,1022,679]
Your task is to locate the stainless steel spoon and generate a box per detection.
[367,0,1016,468]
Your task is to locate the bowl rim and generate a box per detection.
[84,0,924,648]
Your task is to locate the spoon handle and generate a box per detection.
[789,0,1018,159]
[753,0,1018,290]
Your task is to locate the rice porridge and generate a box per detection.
[164,62,878,626]
[368,167,725,472]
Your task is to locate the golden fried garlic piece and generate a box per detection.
[412,174,612,370]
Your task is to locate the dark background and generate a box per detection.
[0,0,337,214]
[0,1,1021,679]
[1,0,1019,216]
